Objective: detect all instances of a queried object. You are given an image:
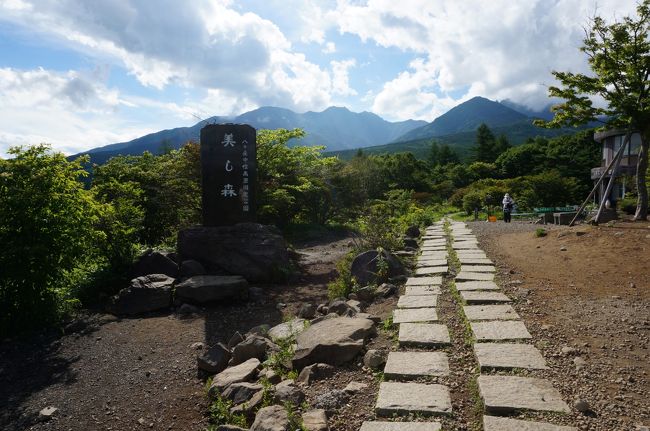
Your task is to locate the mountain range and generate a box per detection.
[73,97,572,164]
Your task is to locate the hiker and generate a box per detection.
[502,193,514,223]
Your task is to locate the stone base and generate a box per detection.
[177,223,291,282]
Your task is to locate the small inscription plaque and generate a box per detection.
[200,124,256,226]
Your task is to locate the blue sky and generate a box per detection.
[0,0,636,155]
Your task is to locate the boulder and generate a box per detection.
[247,324,271,338]
[292,317,376,369]
[175,275,248,304]
[346,299,362,313]
[230,335,277,365]
[230,389,265,416]
[274,379,305,405]
[327,300,357,316]
[179,259,206,277]
[250,405,289,431]
[262,368,282,384]
[268,318,307,341]
[228,331,245,349]
[221,382,264,405]
[209,358,261,395]
[302,409,328,431]
[178,303,201,316]
[350,250,405,286]
[376,283,397,297]
[177,224,291,283]
[406,225,421,238]
[296,363,335,385]
[197,343,231,374]
[108,274,173,315]
[132,250,178,278]
[298,303,317,319]
[363,349,386,369]
[354,286,375,302]
[403,237,418,249]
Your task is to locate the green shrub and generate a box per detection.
[328,252,357,299]
[535,228,547,237]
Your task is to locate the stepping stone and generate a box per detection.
[455,281,499,291]
[471,321,532,341]
[477,375,571,414]
[458,257,493,265]
[398,295,438,308]
[405,285,441,296]
[419,253,447,260]
[483,416,577,431]
[453,243,480,250]
[460,291,510,304]
[421,246,446,251]
[384,351,450,379]
[474,343,548,370]
[406,276,442,286]
[375,382,452,416]
[460,265,495,273]
[393,308,438,323]
[456,272,494,281]
[463,304,519,320]
[416,266,447,276]
[416,259,446,267]
[360,422,442,431]
[422,239,446,244]
[399,323,450,347]
[455,251,487,257]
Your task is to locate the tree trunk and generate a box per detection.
[634,136,649,221]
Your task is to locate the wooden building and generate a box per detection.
[591,129,642,205]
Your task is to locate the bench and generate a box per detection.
[553,212,577,225]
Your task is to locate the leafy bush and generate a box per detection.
[535,228,548,237]
[0,145,100,336]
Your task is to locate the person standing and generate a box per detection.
[502,193,514,223]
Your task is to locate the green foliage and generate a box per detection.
[429,140,460,166]
[538,1,650,219]
[264,334,297,377]
[92,142,201,246]
[206,395,248,429]
[257,129,338,226]
[535,228,548,237]
[0,145,99,336]
[328,251,357,299]
[284,402,308,431]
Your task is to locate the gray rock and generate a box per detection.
[354,286,376,302]
[175,275,248,304]
[179,259,206,277]
[483,416,577,431]
[398,323,451,348]
[108,274,174,315]
[248,324,271,338]
[474,343,547,371]
[375,382,452,416]
[313,389,349,413]
[298,303,317,319]
[383,351,450,379]
[344,381,368,393]
[573,357,586,370]
[296,363,335,385]
[574,398,590,413]
[262,368,282,384]
[561,346,578,356]
[363,349,386,369]
[346,299,362,312]
[230,335,276,365]
[403,237,418,249]
[190,341,205,350]
[350,250,406,286]
[38,406,58,421]
[178,224,291,283]
[292,317,376,369]
[132,250,178,278]
[478,375,570,414]
[274,379,305,405]
[328,300,357,316]
[197,343,231,374]
[228,331,245,349]
[302,409,328,431]
[406,225,421,238]
[209,358,261,395]
[470,321,532,341]
[250,405,289,431]
[230,389,264,415]
[221,382,264,405]
[178,303,201,315]
[376,283,397,297]
[268,318,307,341]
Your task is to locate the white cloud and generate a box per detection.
[323,41,336,54]
[331,59,357,97]
[331,0,640,119]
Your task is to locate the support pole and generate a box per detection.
[592,132,631,223]
[569,130,632,226]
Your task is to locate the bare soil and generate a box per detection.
[471,219,650,431]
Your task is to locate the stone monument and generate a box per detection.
[177,123,291,283]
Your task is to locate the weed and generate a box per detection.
[284,402,308,431]
[207,395,248,429]
[380,316,394,332]
[535,228,547,237]
[264,336,296,377]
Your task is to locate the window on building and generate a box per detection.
[629,133,641,155]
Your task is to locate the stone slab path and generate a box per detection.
[364,220,574,431]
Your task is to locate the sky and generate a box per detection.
[0,0,639,156]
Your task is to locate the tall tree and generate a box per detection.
[473,123,497,163]
[537,1,650,220]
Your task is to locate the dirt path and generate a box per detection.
[0,232,356,431]
[471,220,650,431]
